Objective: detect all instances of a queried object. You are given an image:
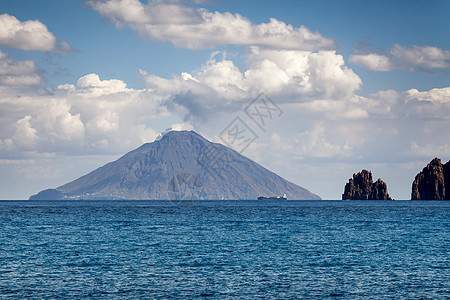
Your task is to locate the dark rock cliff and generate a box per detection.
[411,157,450,200]
[342,170,392,200]
[445,162,450,200]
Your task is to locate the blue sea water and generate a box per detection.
[0,200,449,299]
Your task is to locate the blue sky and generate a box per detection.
[0,0,449,199]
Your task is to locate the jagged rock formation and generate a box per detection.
[30,131,321,200]
[445,162,450,199]
[411,157,450,200]
[342,170,392,200]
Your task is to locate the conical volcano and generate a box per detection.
[30,131,321,200]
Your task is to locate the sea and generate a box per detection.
[0,200,449,299]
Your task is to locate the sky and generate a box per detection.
[0,0,449,200]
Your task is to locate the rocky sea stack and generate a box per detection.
[30,131,320,200]
[411,157,450,200]
[342,170,392,200]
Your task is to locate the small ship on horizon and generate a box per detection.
[257,193,287,200]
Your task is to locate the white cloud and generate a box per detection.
[89,0,336,50]
[139,48,362,122]
[390,87,450,119]
[38,100,85,142]
[324,86,450,122]
[0,73,166,158]
[0,50,44,86]
[350,44,450,72]
[349,53,391,72]
[241,48,362,100]
[13,116,39,148]
[57,73,131,97]
[406,87,450,103]
[0,13,72,52]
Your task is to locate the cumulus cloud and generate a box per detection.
[406,86,450,103]
[362,87,450,120]
[58,73,131,97]
[245,48,362,99]
[89,0,337,50]
[139,48,362,122]
[350,44,450,72]
[0,73,166,158]
[0,50,44,86]
[13,116,39,148]
[357,86,450,121]
[0,13,72,52]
